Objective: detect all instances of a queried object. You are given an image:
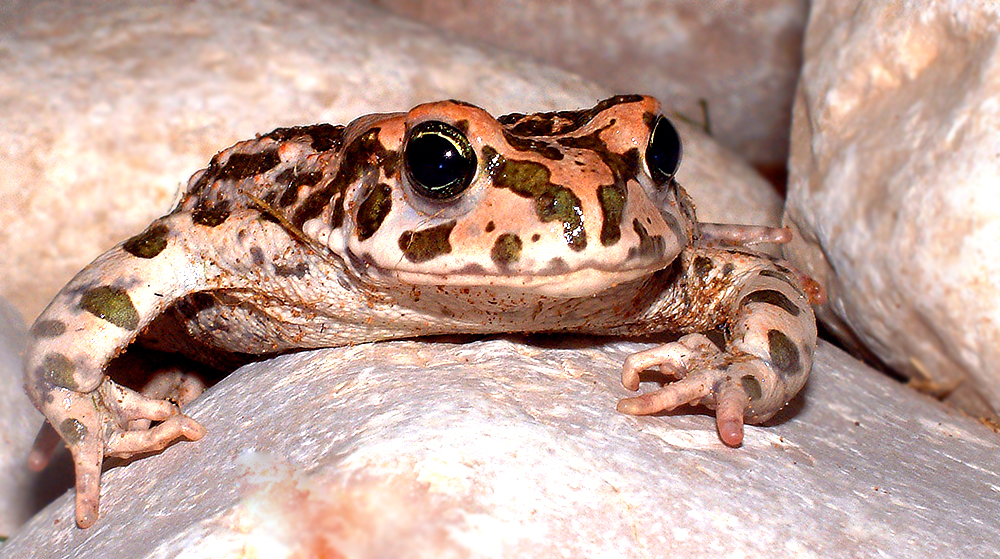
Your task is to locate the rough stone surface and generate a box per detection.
[1,339,998,557]
[370,0,809,169]
[784,0,1000,419]
[0,299,46,540]
[0,0,782,322]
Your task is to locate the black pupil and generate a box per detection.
[647,115,682,183]
[405,122,476,200]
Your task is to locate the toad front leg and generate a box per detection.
[23,214,217,528]
[617,246,818,446]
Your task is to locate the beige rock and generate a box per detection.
[0,0,781,322]
[2,339,999,557]
[369,0,809,168]
[784,0,1000,418]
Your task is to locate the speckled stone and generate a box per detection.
[370,0,810,169]
[0,0,782,322]
[2,339,998,557]
[784,0,1000,419]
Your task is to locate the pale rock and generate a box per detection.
[0,298,48,539]
[369,0,809,169]
[1,339,998,557]
[0,0,782,322]
[784,0,1000,418]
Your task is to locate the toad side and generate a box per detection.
[23,95,818,528]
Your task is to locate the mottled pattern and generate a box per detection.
[487,148,587,251]
[22,95,818,530]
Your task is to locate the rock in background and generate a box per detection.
[0,0,782,322]
[369,0,810,171]
[784,0,1000,419]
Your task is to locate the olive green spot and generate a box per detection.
[742,289,801,317]
[122,223,169,258]
[597,184,626,246]
[491,233,523,269]
[741,375,762,401]
[768,329,801,377]
[356,183,393,241]
[59,418,88,445]
[398,221,456,263]
[80,286,140,330]
[485,147,586,251]
[192,199,231,227]
[30,319,66,338]
[39,353,77,390]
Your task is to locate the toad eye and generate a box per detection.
[645,115,682,183]
[404,121,477,200]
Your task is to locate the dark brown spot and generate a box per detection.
[768,329,801,377]
[485,221,495,233]
[531,233,541,242]
[122,223,170,259]
[274,262,309,278]
[30,319,66,338]
[356,183,392,241]
[628,219,665,260]
[491,233,523,269]
[192,198,231,227]
[742,289,801,317]
[398,221,456,263]
[294,128,397,229]
[39,353,77,390]
[80,286,140,330]
[597,184,626,246]
[497,95,645,137]
[557,132,641,187]
[741,375,762,401]
[758,269,806,296]
[704,329,726,350]
[265,123,345,152]
[693,255,714,278]
[250,246,266,267]
[59,418,87,445]
[502,130,564,160]
[486,147,586,251]
[275,169,324,208]
[217,149,281,182]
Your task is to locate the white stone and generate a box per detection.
[1,339,998,557]
[371,0,809,168]
[784,0,1000,418]
[0,0,782,322]
[0,299,46,539]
